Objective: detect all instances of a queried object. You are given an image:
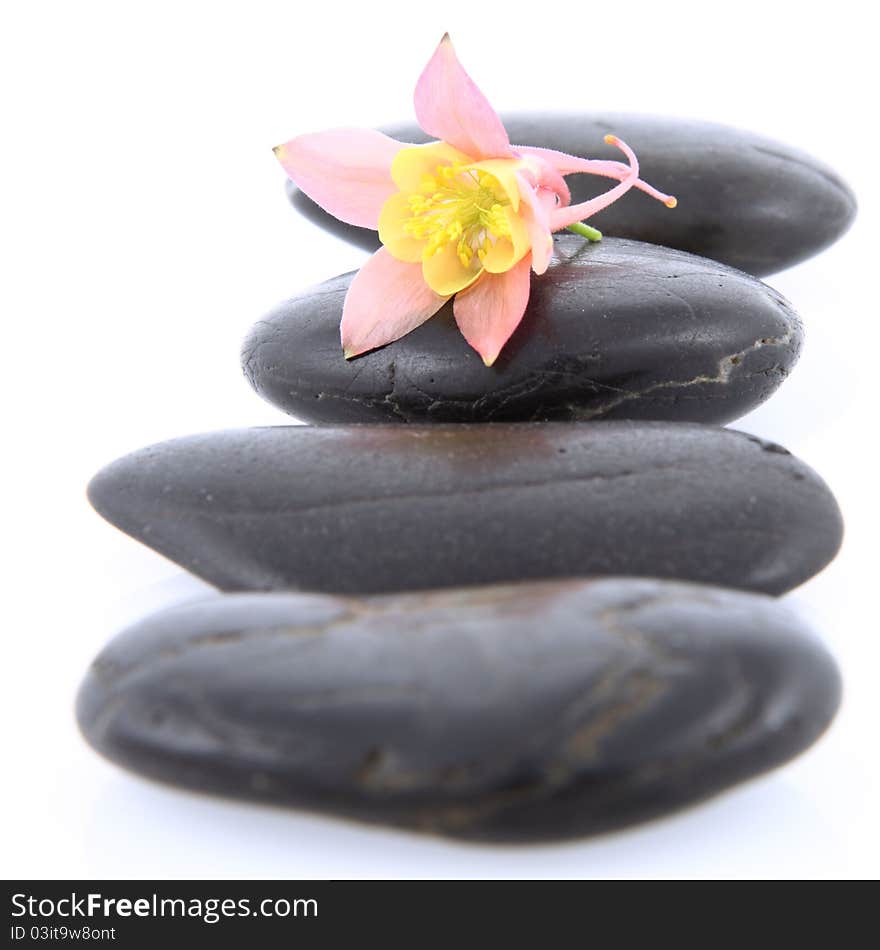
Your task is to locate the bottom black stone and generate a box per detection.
[77,578,840,842]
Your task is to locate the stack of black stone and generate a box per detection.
[79,114,855,843]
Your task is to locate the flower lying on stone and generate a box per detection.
[274,34,677,366]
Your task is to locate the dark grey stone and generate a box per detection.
[86,422,842,596]
[243,237,802,425]
[76,578,842,842]
[288,112,856,276]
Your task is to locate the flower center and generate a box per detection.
[402,163,511,269]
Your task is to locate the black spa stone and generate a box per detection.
[287,112,856,276]
[242,237,802,425]
[76,578,842,842]
[86,422,842,596]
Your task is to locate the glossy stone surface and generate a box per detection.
[287,112,856,276]
[86,422,843,596]
[76,578,842,842]
[243,237,802,425]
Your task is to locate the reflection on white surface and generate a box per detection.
[79,754,846,880]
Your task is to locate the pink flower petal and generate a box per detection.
[516,152,571,207]
[549,136,642,231]
[414,34,513,160]
[453,256,532,366]
[517,178,556,275]
[517,144,678,207]
[341,248,449,358]
[273,128,407,229]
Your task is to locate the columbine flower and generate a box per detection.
[274,34,676,366]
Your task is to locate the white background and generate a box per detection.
[2,0,877,879]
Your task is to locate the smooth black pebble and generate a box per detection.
[243,237,802,425]
[86,422,843,596]
[288,112,856,276]
[76,578,842,842]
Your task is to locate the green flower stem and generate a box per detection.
[566,221,603,242]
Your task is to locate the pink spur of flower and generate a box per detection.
[274,34,677,366]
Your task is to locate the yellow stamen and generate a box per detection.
[399,162,513,275]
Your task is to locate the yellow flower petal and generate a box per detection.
[378,192,425,263]
[470,158,523,212]
[390,142,474,193]
[482,207,531,274]
[422,242,482,296]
